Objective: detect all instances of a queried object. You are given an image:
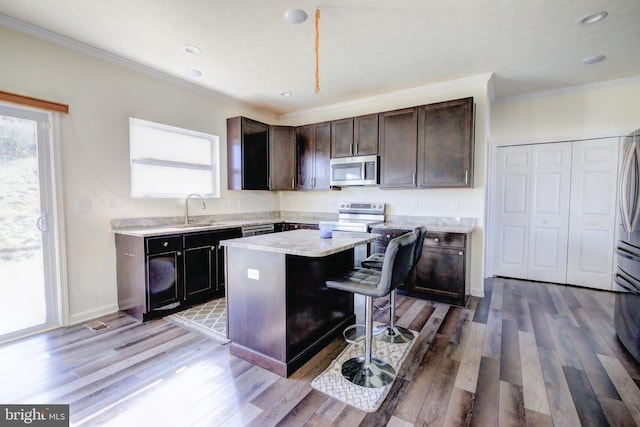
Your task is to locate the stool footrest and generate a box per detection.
[341,356,396,388]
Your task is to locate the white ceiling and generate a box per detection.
[1,0,639,114]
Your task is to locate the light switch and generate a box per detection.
[247,268,259,280]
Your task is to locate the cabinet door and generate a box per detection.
[354,113,379,156]
[567,138,619,290]
[417,97,474,188]
[313,122,331,190]
[269,126,296,190]
[147,251,183,310]
[296,125,314,190]
[242,118,270,190]
[379,108,418,188]
[331,118,354,158]
[411,247,465,301]
[183,246,216,300]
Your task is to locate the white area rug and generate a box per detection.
[165,298,230,344]
[311,325,417,412]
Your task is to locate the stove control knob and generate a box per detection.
[345,203,351,208]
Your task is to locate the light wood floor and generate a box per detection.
[1,277,639,426]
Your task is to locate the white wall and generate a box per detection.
[491,77,640,146]
[0,26,278,324]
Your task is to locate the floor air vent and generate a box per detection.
[84,320,110,331]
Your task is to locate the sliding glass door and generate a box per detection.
[0,103,60,342]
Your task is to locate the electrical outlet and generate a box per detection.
[247,268,259,280]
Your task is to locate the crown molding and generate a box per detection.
[280,73,494,121]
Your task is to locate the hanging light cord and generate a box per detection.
[315,7,320,93]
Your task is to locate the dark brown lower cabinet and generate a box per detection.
[369,227,471,306]
[116,227,242,321]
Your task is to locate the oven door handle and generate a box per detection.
[616,245,640,262]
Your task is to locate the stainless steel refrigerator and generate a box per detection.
[615,127,640,363]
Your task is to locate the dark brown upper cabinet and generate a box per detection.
[269,125,296,190]
[417,97,474,188]
[297,122,331,190]
[227,116,270,190]
[331,113,378,158]
[379,107,418,188]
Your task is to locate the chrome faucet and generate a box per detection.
[184,193,206,225]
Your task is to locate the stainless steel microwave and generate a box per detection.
[329,155,379,186]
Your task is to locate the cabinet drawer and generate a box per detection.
[423,232,465,249]
[184,228,242,248]
[371,228,412,244]
[146,235,182,254]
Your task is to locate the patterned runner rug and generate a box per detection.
[165,298,230,344]
[311,325,417,412]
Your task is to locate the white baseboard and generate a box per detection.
[69,304,119,326]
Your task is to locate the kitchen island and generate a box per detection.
[220,229,379,377]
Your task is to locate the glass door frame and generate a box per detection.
[0,102,68,343]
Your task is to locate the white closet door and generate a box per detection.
[527,142,572,283]
[567,138,620,290]
[493,145,531,279]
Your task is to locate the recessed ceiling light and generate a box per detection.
[582,55,605,64]
[186,69,202,77]
[280,91,293,97]
[284,9,307,24]
[579,11,608,25]
[182,45,201,55]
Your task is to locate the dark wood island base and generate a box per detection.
[222,230,379,377]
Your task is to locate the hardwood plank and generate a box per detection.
[535,284,558,315]
[544,313,582,369]
[599,396,638,427]
[274,389,330,426]
[562,365,609,427]
[566,325,621,400]
[498,381,526,427]
[511,281,533,333]
[598,354,640,425]
[360,377,410,427]
[442,386,474,427]
[454,322,486,393]
[500,318,522,386]
[415,357,460,427]
[524,409,553,427]
[394,334,448,423]
[528,303,555,351]
[470,356,500,427]
[570,305,616,357]
[482,308,502,358]
[545,285,580,327]
[518,331,550,415]
[537,347,581,426]
[473,280,492,324]
[446,308,474,362]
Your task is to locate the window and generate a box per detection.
[129,118,220,198]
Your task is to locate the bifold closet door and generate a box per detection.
[566,138,619,290]
[493,143,571,282]
[493,145,531,279]
[527,142,572,283]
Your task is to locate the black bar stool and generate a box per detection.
[361,226,428,344]
[326,232,416,388]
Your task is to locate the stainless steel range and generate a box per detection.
[319,202,385,233]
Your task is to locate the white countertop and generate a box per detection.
[378,217,476,233]
[220,229,380,257]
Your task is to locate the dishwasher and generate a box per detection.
[241,223,275,237]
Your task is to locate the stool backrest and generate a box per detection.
[411,226,429,270]
[378,232,417,296]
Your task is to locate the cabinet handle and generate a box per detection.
[354,142,358,154]
[413,173,416,186]
[177,251,182,256]
[350,143,353,156]
[465,169,468,184]
[433,237,440,242]
[458,251,463,256]
[268,177,271,188]
[163,241,169,247]
[292,178,295,189]
[211,246,215,251]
